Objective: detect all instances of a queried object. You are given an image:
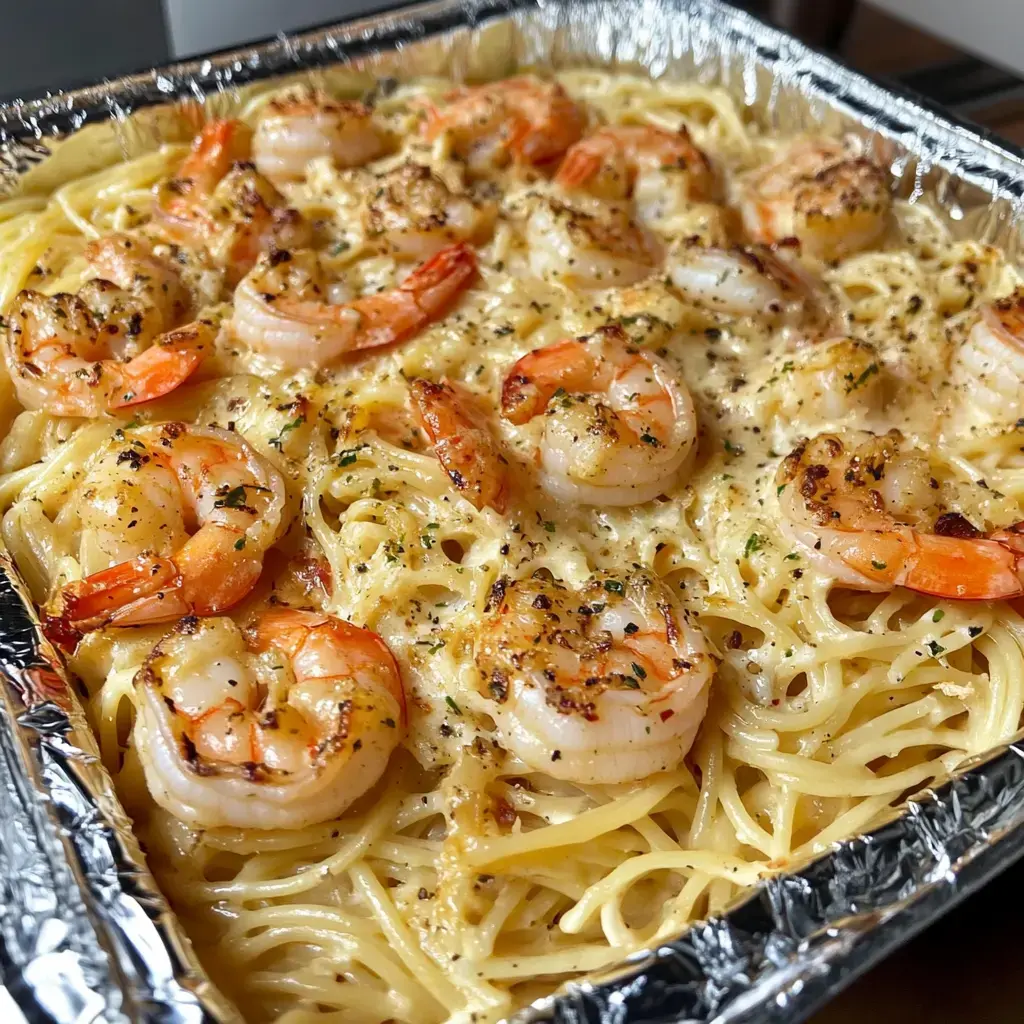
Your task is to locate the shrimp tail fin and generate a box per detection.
[555,146,602,188]
[109,321,213,409]
[500,338,597,424]
[348,242,478,354]
[43,556,183,646]
[400,241,478,313]
[182,119,253,188]
[903,532,1024,600]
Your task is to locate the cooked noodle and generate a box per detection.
[0,70,1022,1024]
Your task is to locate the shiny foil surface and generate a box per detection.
[1,2,1024,1022]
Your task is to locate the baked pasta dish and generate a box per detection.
[0,70,1022,1023]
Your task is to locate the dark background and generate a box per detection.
[4,1,1023,1021]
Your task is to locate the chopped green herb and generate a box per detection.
[630,662,647,679]
[744,533,765,558]
[542,520,556,534]
[785,552,800,561]
[603,580,624,594]
[724,439,744,456]
[926,640,945,657]
[932,610,945,623]
[777,484,786,495]
[871,560,887,571]
[444,695,462,715]
[845,362,879,394]
[622,677,641,689]
[639,432,659,446]
[337,445,368,467]
[214,485,250,510]
[234,537,246,551]
[269,416,304,450]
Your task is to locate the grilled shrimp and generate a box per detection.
[753,337,887,428]
[43,423,287,646]
[776,430,1024,599]
[667,242,820,320]
[231,242,478,369]
[740,140,891,261]
[421,75,587,172]
[555,124,714,222]
[501,325,696,505]
[154,119,310,283]
[474,570,712,784]
[953,290,1024,426]
[409,377,509,512]
[2,235,212,417]
[253,89,387,181]
[525,195,659,289]
[362,161,497,260]
[134,610,405,829]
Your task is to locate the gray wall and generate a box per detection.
[164,0,378,58]
[0,0,378,102]
[0,1,169,102]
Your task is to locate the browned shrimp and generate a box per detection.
[421,76,587,171]
[409,377,509,512]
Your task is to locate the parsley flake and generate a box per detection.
[744,533,765,558]
[337,445,368,467]
[269,416,304,450]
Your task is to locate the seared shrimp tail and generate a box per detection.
[43,556,184,648]
[410,377,509,512]
[110,319,215,409]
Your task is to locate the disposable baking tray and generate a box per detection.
[2,1,1024,1022]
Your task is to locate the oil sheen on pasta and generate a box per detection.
[1,70,1023,1024]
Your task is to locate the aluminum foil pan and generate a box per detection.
[2,1,1024,1022]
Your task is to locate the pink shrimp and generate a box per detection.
[154,119,310,283]
[133,609,406,829]
[43,423,287,647]
[500,325,696,505]
[231,242,479,368]
[421,76,587,171]
[777,430,1024,599]
[1,235,211,417]
[556,124,714,214]
[740,139,891,260]
[253,89,387,181]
